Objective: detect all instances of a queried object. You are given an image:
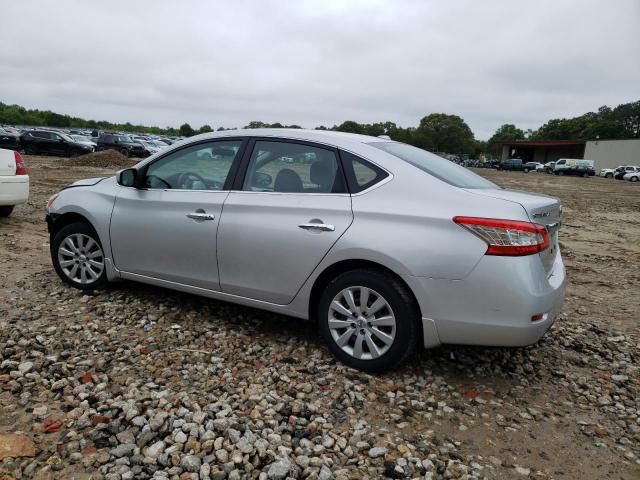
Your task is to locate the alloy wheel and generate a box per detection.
[57,233,104,285]
[328,286,396,360]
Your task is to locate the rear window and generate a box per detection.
[369,142,496,189]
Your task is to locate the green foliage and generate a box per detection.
[487,124,525,152]
[413,113,476,153]
[531,101,639,140]
[1,99,637,154]
[179,123,195,137]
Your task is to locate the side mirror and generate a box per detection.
[117,168,137,187]
[252,172,272,188]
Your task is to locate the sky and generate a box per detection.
[1,0,638,139]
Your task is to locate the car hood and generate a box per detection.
[66,177,106,188]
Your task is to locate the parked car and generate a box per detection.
[97,134,148,158]
[0,127,20,150]
[535,163,546,172]
[613,165,640,180]
[599,167,617,178]
[553,158,595,177]
[498,158,523,171]
[20,130,94,157]
[523,162,542,173]
[70,135,97,150]
[45,130,566,372]
[622,167,640,182]
[543,161,556,173]
[0,148,29,217]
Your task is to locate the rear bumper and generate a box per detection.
[0,174,29,206]
[406,250,566,348]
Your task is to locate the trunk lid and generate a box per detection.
[465,188,561,275]
[0,148,16,176]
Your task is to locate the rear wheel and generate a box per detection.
[51,222,108,290]
[120,148,130,157]
[0,206,14,217]
[25,144,37,155]
[523,168,529,173]
[318,269,418,372]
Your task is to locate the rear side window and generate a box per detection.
[340,151,388,193]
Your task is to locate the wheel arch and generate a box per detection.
[308,259,423,333]
[49,212,99,239]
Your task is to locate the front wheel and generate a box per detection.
[631,176,639,182]
[318,269,418,373]
[0,206,14,217]
[51,222,108,290]
[605,173,613,178]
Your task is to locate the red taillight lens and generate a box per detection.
[453,216,550,256]
[14,151,28,175]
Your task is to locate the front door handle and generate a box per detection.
[298,222,335,232]
[186,212,215,221]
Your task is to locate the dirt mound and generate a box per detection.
[61,149,137,169]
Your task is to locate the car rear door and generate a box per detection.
[217,138,353,304]
[109,139,246,290]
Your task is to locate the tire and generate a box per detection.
[0,206,14,217]
[582,172,589,178]
[25,144,37,155]
[631,176,639,182]
[318,269,419,373]
[51,222,108,290]
[605,173,613,178]
[120,148,130,157]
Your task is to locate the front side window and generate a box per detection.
[145,140,242,190]
[243,141,344,193]
[369,142,496,189]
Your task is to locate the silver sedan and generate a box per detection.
[46,129,566,372]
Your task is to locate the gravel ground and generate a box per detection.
[0,155,638,480]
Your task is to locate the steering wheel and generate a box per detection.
[146,174,171,189]
[177,171,208,189]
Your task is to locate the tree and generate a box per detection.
[179,123,195,137]
[487,124,525,151]
[198,124,213,134]
[413,113,475,153]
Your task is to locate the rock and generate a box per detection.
[515,466,531,476]
[267,459,293,479]
[368,447,387,458]
[18,361,34,375]
[0,433,37,460]
[144,441,166,459]
[111,443,136,458]
[181,454,202,472]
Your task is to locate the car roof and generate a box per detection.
[184,128,390,148]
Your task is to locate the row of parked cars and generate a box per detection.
[0,125,183,158]
[498,158,596,176]
[599,165,640,181]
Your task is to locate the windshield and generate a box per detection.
[369,142,497,189]
[71,135,90,142]
[117,135,133,143]
[58,132,74,142]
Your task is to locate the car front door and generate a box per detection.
[109,139,246,290]
[50,133,67,155]
[218,139,353,304]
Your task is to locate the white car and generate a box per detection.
[0,148,29,217]
[622,168,640,182]
[600,168,616,178]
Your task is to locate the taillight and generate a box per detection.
[14,151,28,175]
[453,216,550,256]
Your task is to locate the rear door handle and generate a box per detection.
[298,222,335,232]
[186,212,215,221]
